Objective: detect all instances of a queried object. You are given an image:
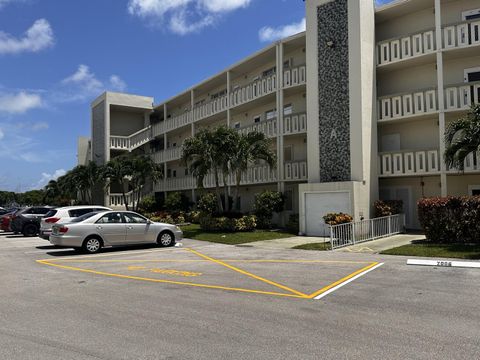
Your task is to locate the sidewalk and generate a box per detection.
[241,233,425,253]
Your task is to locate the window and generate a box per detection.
[124,213,148,224]
[265,109,277,120]
[464,67,480,83]
[262,67,276,78]
[45,210,58,218]
[234,122,241,129]
[284,146,293,162]
[173,170,177,178]
[283,59,291,69]
[469,186,480,196]
[463,9,480,20]
[283,104,293,115]
[167,169,172,178]
[71,212,99,223]
[69,208,96,218]
[185,168,189,176]
[254,115,261,123]
[210,89,227,100]
[97,212,124,224]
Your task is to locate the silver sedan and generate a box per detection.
[50,211,183,254]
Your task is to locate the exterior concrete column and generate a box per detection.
[435,0,448,197]
[163,104,168,196]
[276,42,285,194]
[227,71,231,127]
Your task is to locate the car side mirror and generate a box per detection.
[147,220,153,225]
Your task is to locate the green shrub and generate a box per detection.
[197,193,217,214]
[165,192,190,212]
[418,196,480,244]
[139,195,157,213]
[253,191,284,229]
[374,200,403,218]
[199,214,257,232]
[323,213,353,226]
[286,214,299,234]
[186,211,201,224]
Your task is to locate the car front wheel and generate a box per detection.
[157,231,174,247]
[82,237,102,254]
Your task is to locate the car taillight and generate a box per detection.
[46,217,60,223]
[59,227,68,234]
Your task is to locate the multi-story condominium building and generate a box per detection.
[80,0,480,235]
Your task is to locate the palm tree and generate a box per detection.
[129,155,163,211]
[445,104,480,171]
[43,180,60,204]
[101,155,133,210]
[229,131,276,211]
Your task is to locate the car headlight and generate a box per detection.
[175,226,181,231]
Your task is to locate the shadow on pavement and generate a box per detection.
[43,243,162,257]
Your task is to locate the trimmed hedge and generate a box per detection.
[323,213,353,226]
[418,196,480,244]
[199,214,257,232]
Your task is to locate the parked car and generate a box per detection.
[10,206,55,237]
[39,205,112,240]
[50,211,183,254]
[0,209,19,232]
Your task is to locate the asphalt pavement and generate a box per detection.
[1,232,479,360]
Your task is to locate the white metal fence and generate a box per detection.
[329,214,406,250]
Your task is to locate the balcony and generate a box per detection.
[283,112,307,135]
[379,149,440,177]
[378,82,480,122]
[283,65,306,88]
[236,117,278,138]
[152,146,182,163]
[109,191,134,208]
[377,28,436,66]
[230,73,277,108]
[152,111,193,137]
[110,126,152,151]
[284,161,307,181]
[193,95,228,122]
[443,19,480,50]
[378,88,438,122]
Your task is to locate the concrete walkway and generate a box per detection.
[242,233,425,253]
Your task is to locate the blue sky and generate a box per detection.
[0,0,392,192]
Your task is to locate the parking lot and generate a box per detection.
[2,232,480,359]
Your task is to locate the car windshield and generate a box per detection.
[70,212,100,223]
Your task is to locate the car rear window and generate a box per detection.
[70,212,99,223]
[69,208,97,218]
[45,210,58,218]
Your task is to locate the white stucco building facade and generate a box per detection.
[81,0,480,234]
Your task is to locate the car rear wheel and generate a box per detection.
[157,231,174,247]
[23,224,38,237]
[82,237,102,254]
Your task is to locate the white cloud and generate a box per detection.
[14,121,49,131]
[0,128,4,140]
[35,169,66,189]
[259,18,306,42]
[128,0,252,35]
[0,19,54,55]
[57,65,128,102]
[0,91,43,114]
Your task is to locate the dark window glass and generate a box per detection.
[96,212,124,224]
[45,210,58,218]
[69,208,96,218]
[71,212,100,223]
[124,213,148,224]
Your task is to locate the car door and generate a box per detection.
[123,212,153,243]
[95,212,127,245]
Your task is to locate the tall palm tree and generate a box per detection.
[445,104,480,171]
[129,155,163,211]
[43,180,60,204]
[229,131,276,211]
[101,155,133,210]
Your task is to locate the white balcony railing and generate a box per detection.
[378,88,438,121]
[284,161,307,181]
[377,28,436,66]
[109,191,134,207]
[443,19,480,50]
[193,95,228,122]
[230,73,277,108]
[283,65,306,88]
[152,146,182,163]
[110,126,152,151]
[283,112,307,135]
[379,149,440,177]
[236,118,278,138]
[444,81,480,111]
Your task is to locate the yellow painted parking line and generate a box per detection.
[307,262,380,299]
[185,248,309,298]
[44,259,371,264]
[36,260,304,299]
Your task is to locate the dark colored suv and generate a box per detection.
[10,206,54,237]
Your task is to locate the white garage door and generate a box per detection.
[305,192,351,236]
